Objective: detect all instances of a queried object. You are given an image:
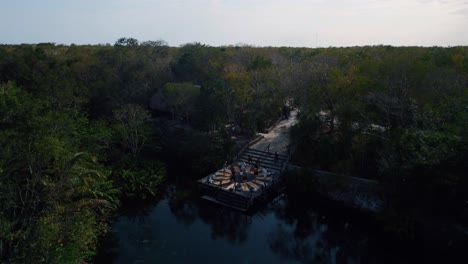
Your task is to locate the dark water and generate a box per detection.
[95,164,464,264]
[95,184,403,264]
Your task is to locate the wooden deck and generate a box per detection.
[253,179,266,186]
[225,182,235,190]
[198,147,289,211]
[203,171,273,192]
[202,195,248,212]
[212,179,231,185]
[246,181,260,189]
[213,176,230,180]
[240,183,249,192]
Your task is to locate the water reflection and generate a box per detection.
[166,184,251,244]
[112,214,163,264]
[166,185,198,226]
[103,184,383,264]
[198,205,250,244]
[268,222,337,264]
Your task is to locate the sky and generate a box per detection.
[0,0,467,47]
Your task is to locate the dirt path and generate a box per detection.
[250,110,299,155]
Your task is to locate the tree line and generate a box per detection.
[0,39,467,262]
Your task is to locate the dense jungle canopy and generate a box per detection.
[0,39,467,263]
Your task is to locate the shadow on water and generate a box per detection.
[95,161,461,264]
[96,184,379,264]
[262,193,389,264]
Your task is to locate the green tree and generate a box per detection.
[113,104,151,158]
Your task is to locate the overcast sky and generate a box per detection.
[1,0,467,47]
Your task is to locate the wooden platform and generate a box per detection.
[253,179,266,186]
[202,195,247,212]
[213,175,230,180]
[256,176,272,181]
[198,147,288,211]
[246,181,260,189]
[240,183,249,192]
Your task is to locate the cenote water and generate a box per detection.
[95,165,455,264]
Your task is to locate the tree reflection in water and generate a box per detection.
[265,193,377,264]
[268,219,339,263]
[266,195,333,263]
[111,213,162,263]
[198,205,250,244]
[166,184,251,244]
[102,184,388,264]
[166,185,199,226]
